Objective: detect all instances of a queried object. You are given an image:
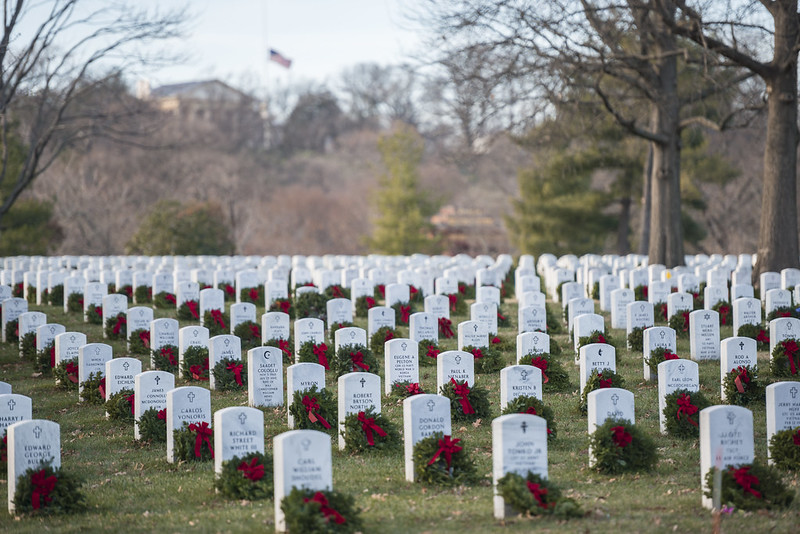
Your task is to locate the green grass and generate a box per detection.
[0,297,798,533]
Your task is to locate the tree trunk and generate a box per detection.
[638,145,653,255]
[753,1,799,284]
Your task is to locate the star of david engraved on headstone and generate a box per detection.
[704,313,710,321]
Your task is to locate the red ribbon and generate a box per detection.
[224,284,235,297]
[523,407,553,434]
[365,296,376,309]
[98,377,106,399]
[188,421,214,459]
[190,363,208,381]
[278,299,291,314]
[438,317,454,338]
[185,300,200,320]
[157,408,166,420]
[249,324,261,338]
[526,481,553,509]
[161,347,177,367]
[598,373,612,388]
[65,361,79,383]
[357,411,387,446]
[597,333,607,343]
[491,336,501,345]
[410,286,418,297]
[165,293,176,305]
[663,351,679,361]
[384,329,395,342]
[93,306,103,318]
[226,362,244,385]
[718,305,730,325]
[459,283,466,295]
[126,393,135,415]
[237,457,265,481]
[304,492,346,525]
[757,329,770,344]
[405,382,423,395]
[113,315,126,335]
[249,288,259,302]
[210,309,227,330]
[312,343,329,369]
[49,345,55,368]
[530,356,549,383]
[278,339,292,358]
[676,393,699,427]
[302,395,331,428]
[661,304,668,321]
[792,428,800,446]
[732,366,750,393]
[378,285,385,298]
[331,286,344,298]
[780,340,798,375]
[498,312,506,322]
[427,435,462,469]
[350,351,369,371]
[448,294,458,312]
[611,425,632,448]
[730,466,761,499]
[426,346,441,360]
[471,348,484,360]
[30,469,57,510]
[451,377,475,414]
[139,330,151,349]
[399,305,411,324]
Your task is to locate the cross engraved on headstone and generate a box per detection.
[95,347,101,355]
[70,335,76,343]
[154,376,161,385]
[360,377,366,388]
[188,392,195,403]
[139,310,144,317]
[123,362,130,371]
[224,338,230,347]
[427,399,435,412]
[8,399,15,410]
[401,342,407,351]
[747,301,753,309]
[301,438,311,452]
[455,355,462,365]
[678,363,685,373]
[611,393,619,406]
[521,421,528,434]
[739,341,744,351]
[193,329,198,337]
[791,386,798,399]
[727,411,736,425]
[473,324,478,332]
[33,426,42,439]
[660,331,666,339]
[238,413,247,425]
[520,370,528,381]
[788,323,793,331]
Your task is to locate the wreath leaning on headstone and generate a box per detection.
[295,292,328,320]
[496,472,583,519]
[215,451,274,500]
[173,420,214,462]
[212,357,247,391]
[152,344,179,373]
[668,312,691,338]
[463,344,504,374]
[289,385,337,436]
[66,292,83,313]
[703,463,794,511]
[233,320,261,351]
[588,418,658,474]
[264,337,293,365]
[412,431,478,486]
[34,341,55,375]
[106,388,135,422]
[501,395,557,439]
[12,461,87,516]
[177,299,201,321]
[331,344,379,378]
[626,326,646,352]
[768,426,800,471]
[203,309,229,337]
[439,378,491,422]
[766,306,800,322]
[662,389,712,439]
[53,360,79,390]
[722,365,764,406]
[771,339,800,378]
[712,301,732,326]
[20,331,36,360]
[85,304,103,325]
[153,291,176,309]
[578,330,615,351]
[128,328,150,355]
[47,284,64,306]
[297,340,333,371]
[239,287,261,306]
[369,326,400,358]
[79,372,105,405]
[579,369,626,415]
[137,407,167,443]
[182,346,210,381]
[389,381,425,400]
[280,487,362,534]
[645,347,681,378]
[134,285,151,303]
[354,295,376,318]
[418,340,440,367]
[518,352,571,392]
[341,407,401,453]
[4,319,18,344]
[104,313,127,340]
[391,301,414,326]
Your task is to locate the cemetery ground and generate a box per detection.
[0,300,798,533]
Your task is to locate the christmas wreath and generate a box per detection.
[703,463,794,510]
[578,330,614,351]
[737,323,770,351]
[215,451,274,500]
[182,346,210,381]
[369,327,399,357]
[177,299,201,321]
[662,389,712,438]
[288,385,337,435]
[239,287,261,306]
[439,378,491,422]
[712,301,732,326]
[297,340,333,370]
[204,309,229,337]
[134,285,152,304]
[412,432,478,485]
[153,291,177,309]
[11,461,87,516]
[332,344,378,378]
[668,312,691,338]
[391,301,413,326]
[447,293,467,316]
[459,282,476,300]
[462,344,504,374]
[324,285,351,300]
[47,284,63,307]
[221,283,236,302]
[389,381,425,399]
[645,347,681,378]
[341,407,401,453]
[138,407,167,442]
[490,334,512,352]
[496,472,583,519]
[269,298,294,319]
[766,306,800,322]
[106,388,135,421]
[20,330,36,360]
[53,360,79,390]
[409,285,424,305]
[438,317,455,339]
[518,352,571,392]
[116,284,133,299]
[280,487,362,534]
[771,339,800,378]
[233,320,261,350]
[212,357,247,391]
[34,341,55,375]
[264,337,293,365]
[722,365,764,405]
[497,307,511,328]
[651,302,667,324]
[5,319,19,344]
[295,292,328,320]
[633,284,647,302]
[66,292,83,313]
[501,395,557,439]
[26,285,36,304]
[588,418,658,474]
[85,304,103,325]
[418,340,440,367]
[128,328,150,355]
[354,295,376,317]
[626,326,646,352]
[768,426,800,471]
[79,372,105,405]
[579,369,626,414]
[152,344,179,373]
[173,420,214,462]
[693,288,704,309]
[104,313,127,340]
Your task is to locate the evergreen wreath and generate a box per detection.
[297,340,333,370]
[26,285,36,304]
[215,451,274,500]
[116,284,133,299]
[766,306,800,322]
[439,378,491,422]
[85,304,103,325]
[626,326,646,352]
[369,326,399,357]
[212,357,248,391]
[341,407,401,453]
[332,344,378,378]
[239,286,261,305]
[703,463,794,511]
[722,365,764,406]
[280,487,362,534]
[737,323,770,351]
[438,317,455,339]
[389,381,425,399]
[496,472,583,519]
[771,338,800,378]
[579,369,626,414]
[12,461,87,516]
[391,301,413,326]
[203,309,229,337]
[545,305,562,333]
[711,301,732,326]
[233,320,261,350]
[104,313,127,340]
[47,284,63,306]
[694,285,706,309]
[269,298,294,319]
[134,285,152,303]
[137,407,167,442]
[79,372,105,405]
[655,302,669,324]
[153,291,177,309]
[34,341,55,375]
[497,307,511,328]
[589,418,658,474]
[418,340,440,367]
[177,299,201,321]
[518,352,571,392]
[264,337,293,365]
[5,318,18,343]
[289,385,337,435]
[412,431,478,485]
[53,360,79,390]
[462,344,504,374]
[20,331,36,360]
[128,328,150,355]
[106,388,135,421]
[324,285,351,300]
[221,282,236,302]
[768,426,800,471]
[295,292,328,320]
[668,312,691,338]
[182,346,210,381]
[458,282,476,300]
[409,285,424,305]
[152,344,179,373]
[633,284,647,301]
[328,321,355,341]
[662,389,712,438]
[578,330,614,351]
[501,395,557,439]
[173,420,214,462]
[489,334,512,352]
[447,292,467,316]
[354,295,376,317]
[591,281,600,300]
[645,347,681,378]
[66,292,83,313]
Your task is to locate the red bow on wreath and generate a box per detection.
[49,345,55,368]
[611,426,632,448]
[471,348,484,360]
[248,288,259,302]
[226,362,244,386]
[427,435,462,470]
[450,377,475,414]
[279,300,291,314]
[780,340,799,375]
[165,293,176,305]
[384,329,395,342]
[65,361,79,383]
[190,364,208,381]
[405,382,423,395]
[93,306,103,318]
[302,395,331,429]
[426,346,440,360]
[139,330,151,349]
[681,312,690,332]
[312,343,329,369]
[113,315,126,335]
[98,377,106,399]
[304,492,346,525]
[278,339,292,358]
[663,351,679,361]
[438,317,454,338]
[448,294,458,312]
[793,428,800,446]
[365,296,376,309]
[718,305,730,325]
[210,309,227,329]
[399,305,411,324]
[491,336,502,345]
[157,408,166,420]
[597,333,607,343]
[249,324,261,339]
[188,421,214,459]
[187,300,200,320]
[529,356,550,383]
[598,373,613,388]
[224,284,235,297]
[237,457,265,481]
[731,466,761,499]
[757,329,770,344]
[126,393,135,415]
[676,393,699,427]
[161,347,177,367]
[526,481,553,509]
[357,411,387,446]
[350,351,369,371]
[30,469,57,510]
[497,311,506,322]
[732,366,750,393]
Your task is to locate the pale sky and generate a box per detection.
[145,0,425,93]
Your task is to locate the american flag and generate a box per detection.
[269,48,292,69]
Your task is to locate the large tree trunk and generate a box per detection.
[753,1,799,284]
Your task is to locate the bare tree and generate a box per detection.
[0,0,186,226]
